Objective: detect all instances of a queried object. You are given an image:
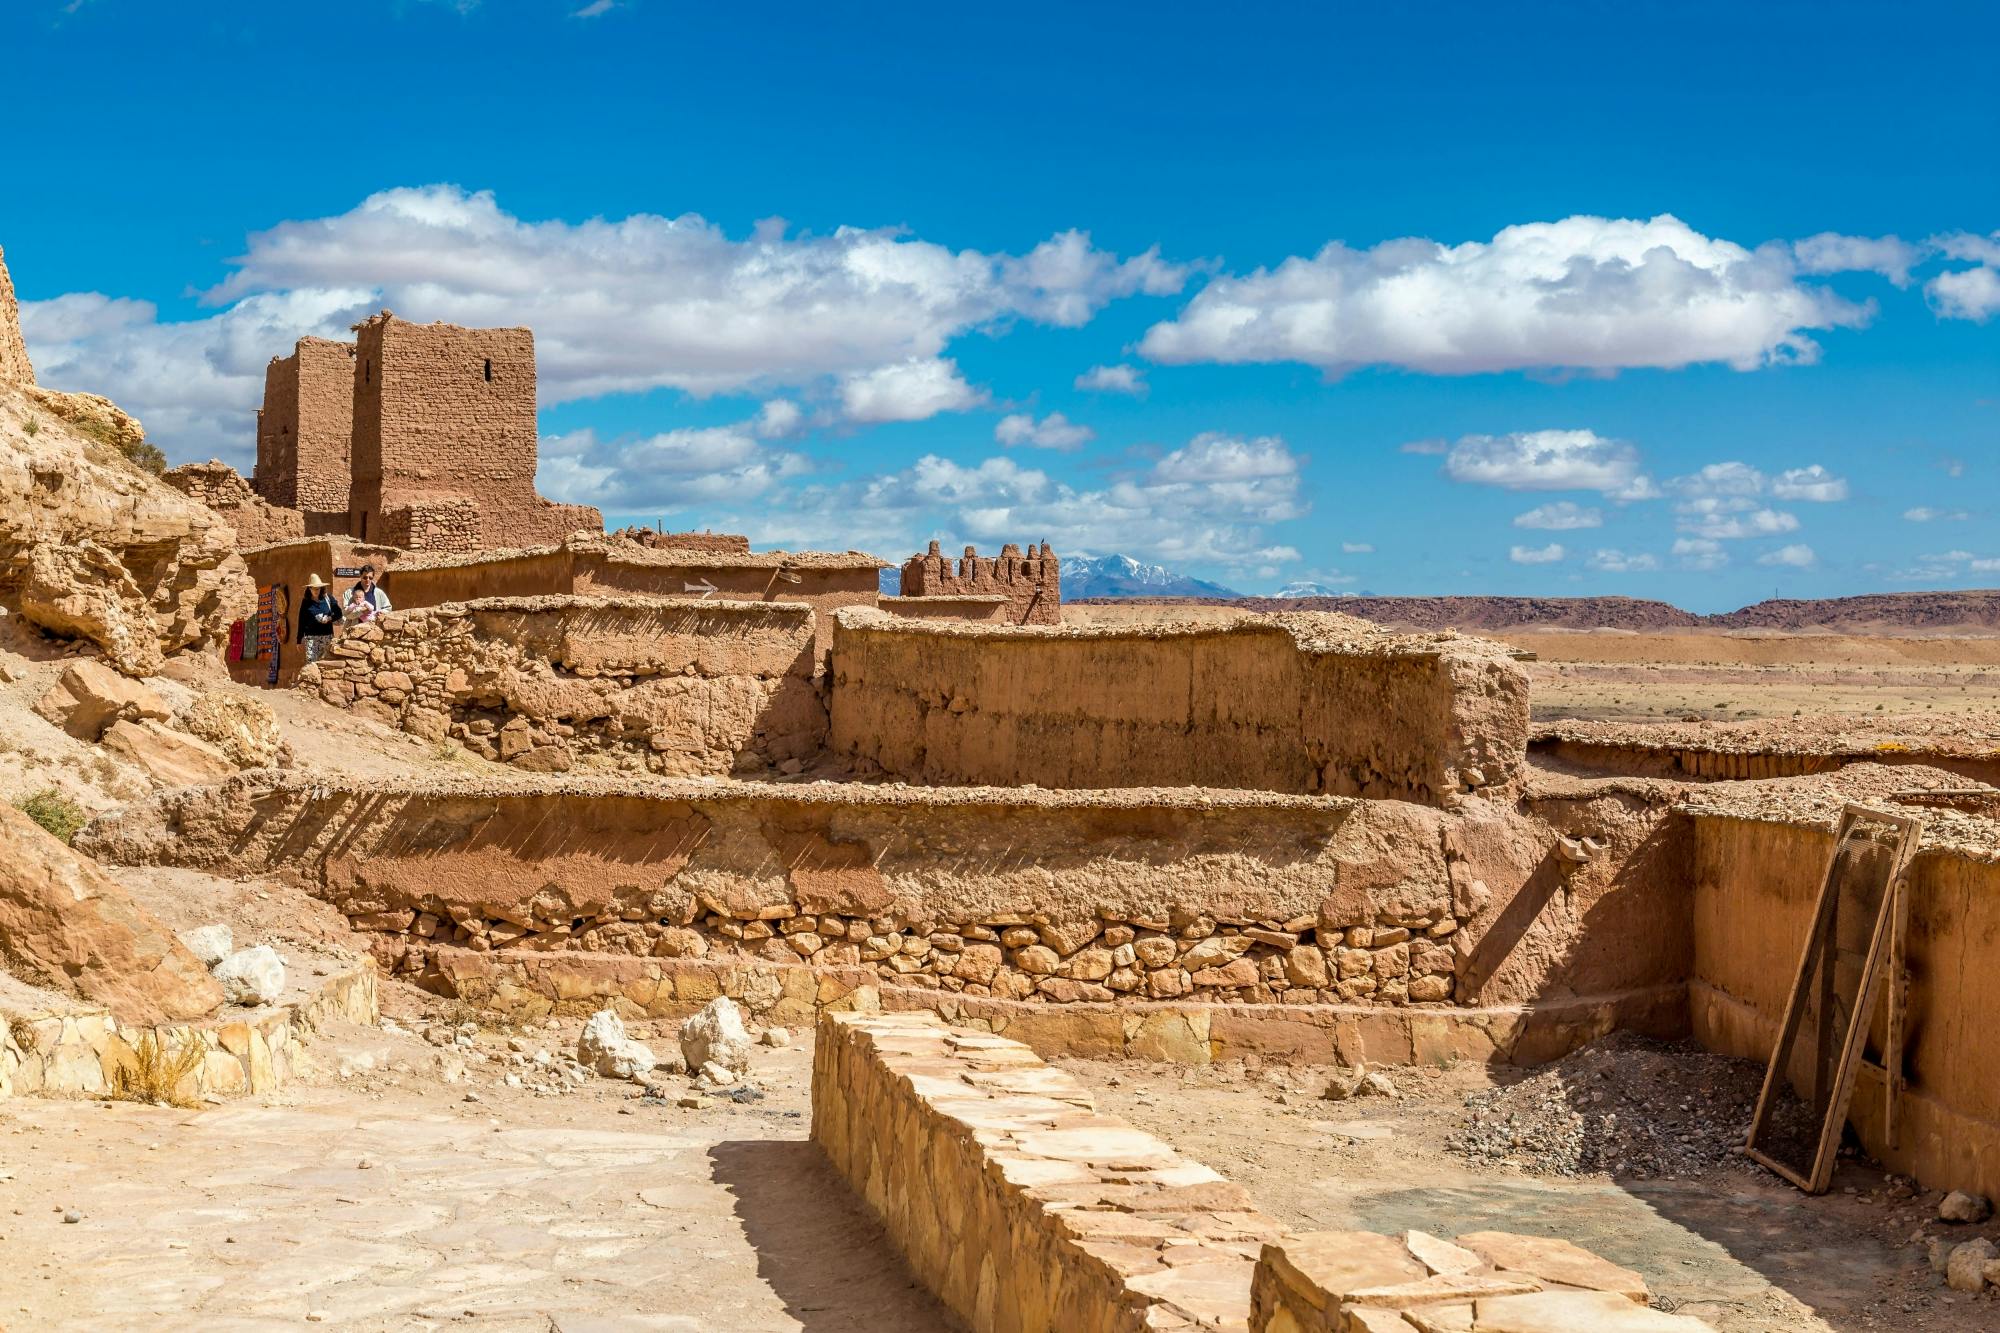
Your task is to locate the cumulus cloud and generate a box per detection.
[1074,363,1147,395]
[1927,232,2000,322]
[1674,499,1800,540]
[1512,501,1603,530]
[994,410,1094,450]
[1904,506,1970,522]
[1509,543,1565,565]
[1758,543,1817,568]
[1140,214,1874,376]
[758,431,1308,570]
[837,357,985,424]
[1672,537,1728,570]
[20,185,1186,462]
[1441,429,1649,495]
[1770,464,1849,501]
[1792,233,1922,287]
[1587,549,1660,573]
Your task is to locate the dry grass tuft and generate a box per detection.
[14,787,86,843]
[110,1028,210,1108]
[6,1012,38,1053]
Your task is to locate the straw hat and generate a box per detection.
[305,574,328,589]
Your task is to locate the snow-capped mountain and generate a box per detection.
[1057,553,1241,600]
[1274,581,1346,598]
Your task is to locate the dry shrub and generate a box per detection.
[6,1012,38,1053]
[14,787,85,843]
[110,1028,209,1108]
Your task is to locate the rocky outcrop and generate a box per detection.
[0,243,31,386]
[0,803,222,1023]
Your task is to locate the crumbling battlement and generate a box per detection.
[299,594,824,776]
[813,1009,1275,1331]
[609,526,753,554]
[899,540,1060,626]
[163,460,305,547]
[829,609,1532,805]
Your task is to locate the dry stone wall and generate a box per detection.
[813,1009,1273,1331]
[830,609,1531,805]
[163,460,305,547]
[302,595,824,775]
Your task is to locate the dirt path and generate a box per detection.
[0,1018,951,1332]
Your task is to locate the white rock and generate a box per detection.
[576,1009,658,1081]
[1947,1238,1995,1292]
[680,997,752,1075]
[1940,1190,1992,1223]
[698,1060,737,1087]
[178,924,233,968]
[213,946,285,1006]
[759,1026,790,1048]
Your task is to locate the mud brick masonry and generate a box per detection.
[251,313,600,553]
[900,540,1061,626]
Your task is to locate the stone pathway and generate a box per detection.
[0,1026,951,1331]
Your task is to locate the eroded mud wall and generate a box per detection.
[828,610,1530,804]
[1691,815,2000,1198]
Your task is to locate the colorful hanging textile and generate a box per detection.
[226,620,246,662]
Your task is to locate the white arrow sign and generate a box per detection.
[684,578,718,600]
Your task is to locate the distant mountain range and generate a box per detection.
[1058,554,1242,600]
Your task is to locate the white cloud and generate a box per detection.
[1140,214,1873,375]
[994,410,1095,451]
[1512,500,1603,530]
[1341,541,1374,554]
[754,398,804,439]
[763,431,1308,570]
[1509,543,1565,565]
[1442,429,1646,494]
[1399,437,1449,456]
[1674,499,1800,540]
[1074,363,1147,395]
[1927,232,2000,321]
[837,357,985,424]
[1758,543,1817,568]
[1770,464,1849,501]
[1587,549,1660,573]
[20,185,1185,462]
[1672,537,1728,570]
[1904,506,1969,522]
[1792,233,1922,287]
[571,0,617,14]
[538,420,809,513]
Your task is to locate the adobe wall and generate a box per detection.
[79,772,1692,1066]
[254,337,354,532]
[384,539,887,665]
[876,594,1010,624]
[1686,803,2000,1201]
[899,540,1060,626]
[348,313,600,551]
[163,461,305,548]
[829,609,1532,805]
[610,526,752,554]
[813,1009,1274,1332]
[300,595,824,775]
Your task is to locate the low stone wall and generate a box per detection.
[813,1009,1276,1331]
[828,609,1531,806]
[877,593,1011,623]
[300,594,825,775]
[1685,795,2000,1202]
[1249,1228,1712,1332]
[0,966,376,1101]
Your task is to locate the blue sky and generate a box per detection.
[3,0,1995,610]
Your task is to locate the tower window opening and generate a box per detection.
[483,359,493,383]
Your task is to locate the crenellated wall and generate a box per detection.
[828,608,1532,805]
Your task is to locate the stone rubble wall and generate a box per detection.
[1249,1228,1714,1332]
[299,595,826,775]
[813,1009,1275,1331]
[829,609,1531,806]
[0,966,377,1102]
[609,527,753,554]
[163,460,306,548]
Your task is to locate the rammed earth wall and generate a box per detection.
[300,595,824,776]
[828,609,1532,805]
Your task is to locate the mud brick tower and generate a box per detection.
[253,337,355,536]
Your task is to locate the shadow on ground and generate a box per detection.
[709,1138,959,1332]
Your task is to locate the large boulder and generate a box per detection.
[212,945,285,1007]
[577,1009,659,1080]
[679,997,752,1075]
[0,245,253,675]
[176,690,283,769]
[100,718,237,787]
[33,658,172,740]
[0,801,222,1022]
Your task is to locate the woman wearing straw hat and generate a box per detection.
[298,573,339,664]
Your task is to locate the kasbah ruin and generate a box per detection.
[7,212,2000,1333]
